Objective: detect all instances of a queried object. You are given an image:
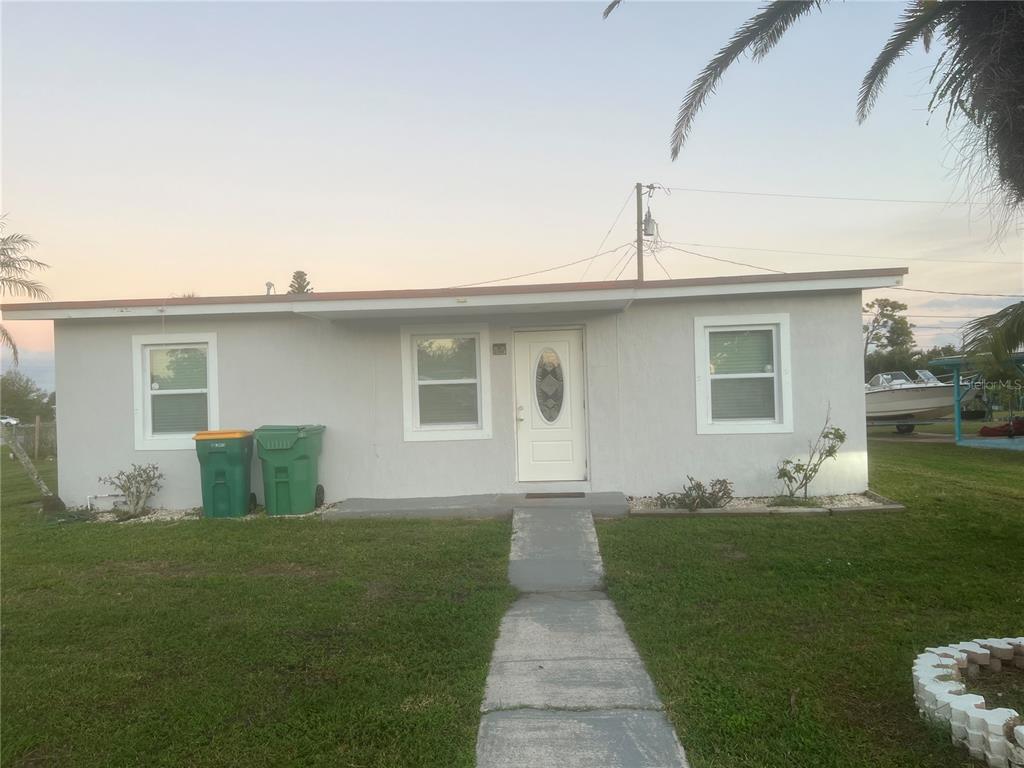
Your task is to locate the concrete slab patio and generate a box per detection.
[322,492,629,520]
[476,506,688,768]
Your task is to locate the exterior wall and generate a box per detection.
[596,292,867,497]
[53,290,867,507]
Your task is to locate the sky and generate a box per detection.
[2,1,1022,390]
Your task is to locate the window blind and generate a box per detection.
[152,393,209,434]
[709,330,773,375]
[710,379,775,420]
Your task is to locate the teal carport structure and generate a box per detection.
[932,352,1024,451]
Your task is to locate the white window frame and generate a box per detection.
[400,324,492,442]
[132,333,219,450]
[694,314,793,435]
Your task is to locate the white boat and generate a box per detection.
[865,370,953,421]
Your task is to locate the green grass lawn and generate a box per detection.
[0,456,514,768]
[597,441,1024,768]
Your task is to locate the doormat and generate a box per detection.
[524,492,586,499]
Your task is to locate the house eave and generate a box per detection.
[0,268,907,321]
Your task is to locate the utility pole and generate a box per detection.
[635,182,644,282]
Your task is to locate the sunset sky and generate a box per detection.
[3,1,1022,389]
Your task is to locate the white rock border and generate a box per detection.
[913,637,1024,767]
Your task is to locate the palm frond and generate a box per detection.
[0,220,49,298]
[0,255,50,277]
[856,1,958,123]
[750,0,822,60]
[0,276,50,300]
[962,301,1024,358]
[922,23,934,52]
[602,0,623,19]
[0,323,18,365]
[0,232,38,257]
[670,1,821,160]
[928,3,1024,209]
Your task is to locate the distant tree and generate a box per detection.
[604,1,1024,211]
[920,344,960,371]
[863,298,915,356]
[0,370,54,421]
[287,271,313,294]
[864,343,959,382]
[0,220,49,364]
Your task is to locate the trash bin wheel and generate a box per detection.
[896,424,916,434]
[249,492,258,513]
[315,484,325,509]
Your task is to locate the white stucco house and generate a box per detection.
[2,267,906,508]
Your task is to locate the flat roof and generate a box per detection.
[0,266,907,321]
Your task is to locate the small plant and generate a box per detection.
[657,476,734,511]
[99,463,164,521]
[777,408,847,499]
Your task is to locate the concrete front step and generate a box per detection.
[476,709,688,768]
[322,492,628,520]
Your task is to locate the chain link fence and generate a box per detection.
[1,421,57,460]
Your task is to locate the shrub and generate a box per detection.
[776,408,847,499]
[657,476,734,511]
[99,463,164,521]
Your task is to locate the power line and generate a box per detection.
[861,313,983,320]
[580,188,635,281]
[652,250,673,279]
[660,243,785,274]
[451,242,632,289]
[663,186,974,206]
[603,245,637,281]
[892,287,1024,299]
[667,240,1019,267]
[614,252,635,281]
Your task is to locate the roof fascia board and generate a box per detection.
[2,273,903,321]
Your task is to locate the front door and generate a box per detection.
[514,329,587,482]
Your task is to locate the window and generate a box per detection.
[694,314,792,434]
[133,334,219,450]
[401,325,491,441]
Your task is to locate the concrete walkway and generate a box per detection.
[476,508,688,768]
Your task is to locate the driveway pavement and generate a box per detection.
[475,508,689,768]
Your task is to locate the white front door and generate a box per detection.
[514,329,587,482]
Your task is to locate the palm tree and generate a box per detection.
[604,1,1024,208]
[1,220,49,364]
[962,302,1024,360]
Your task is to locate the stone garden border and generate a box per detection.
[628,490,905,517]
[913,637,1024,767]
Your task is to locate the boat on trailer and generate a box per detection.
[865,370,954,423]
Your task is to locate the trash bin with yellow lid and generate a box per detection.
[194,430,256,518]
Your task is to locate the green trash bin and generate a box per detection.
[194,430,256,518]
[254,425,326,515]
